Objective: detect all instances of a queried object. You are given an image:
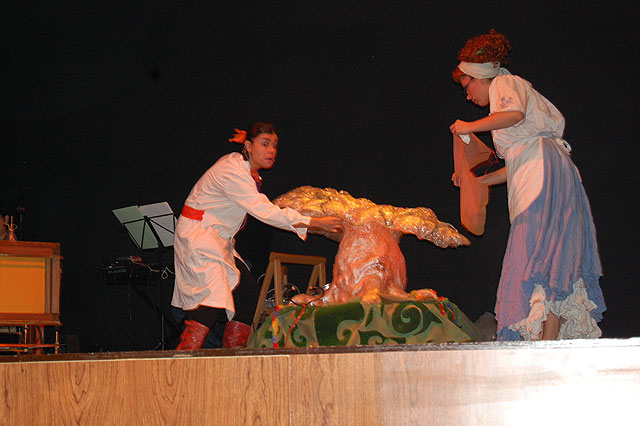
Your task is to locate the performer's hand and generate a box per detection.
[451,173,461,187]
[309,216,343,234]
[479,168,507,186]
[449,119,473,136]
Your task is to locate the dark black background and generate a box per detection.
[3,1,637,351]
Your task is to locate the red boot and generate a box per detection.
[176,319,210,350]
[222,320,251,348]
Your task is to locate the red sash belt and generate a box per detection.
[181,204,204,221]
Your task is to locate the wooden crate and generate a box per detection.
[0,241,62,353]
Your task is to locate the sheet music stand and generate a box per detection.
[112,202,176,350]
[113,202,177,251]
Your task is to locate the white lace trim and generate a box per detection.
[508,278,602,341]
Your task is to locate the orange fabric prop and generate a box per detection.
[453,133,493,236]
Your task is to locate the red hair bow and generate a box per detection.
[229,128,247,144]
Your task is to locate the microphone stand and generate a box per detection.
[16,188,26,241]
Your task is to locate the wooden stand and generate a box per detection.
[0,241,62,354]
[252,252,326,331]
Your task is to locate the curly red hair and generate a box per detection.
[452,29,512,82]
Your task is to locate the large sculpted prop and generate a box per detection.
[273,186,470,305]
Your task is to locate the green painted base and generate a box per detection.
[249,295,483,348]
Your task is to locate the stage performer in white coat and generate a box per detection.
[172,122,342,350]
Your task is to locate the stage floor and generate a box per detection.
[2,338,639,425]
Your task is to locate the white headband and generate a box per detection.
[458,61,511,79]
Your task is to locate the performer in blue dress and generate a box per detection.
[449,30,605,340]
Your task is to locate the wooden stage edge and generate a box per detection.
[2,338,640,425]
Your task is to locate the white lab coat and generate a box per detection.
[171,152,310,319]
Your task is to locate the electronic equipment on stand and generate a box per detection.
[112,202,176,350]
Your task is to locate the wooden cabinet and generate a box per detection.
[0,241,62,353]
